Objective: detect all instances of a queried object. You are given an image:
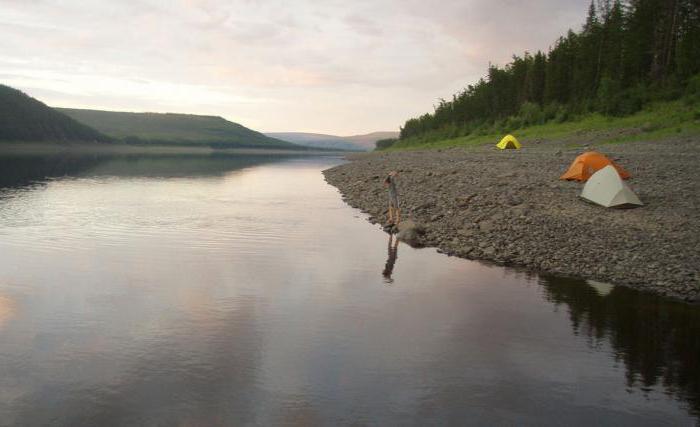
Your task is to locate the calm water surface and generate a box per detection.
[0,154,698,426]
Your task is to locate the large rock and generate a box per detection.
[396,219,424,246]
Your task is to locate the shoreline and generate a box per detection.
[323,137,700,302]
[0,142,348,157]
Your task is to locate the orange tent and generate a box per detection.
[560,151,631,181]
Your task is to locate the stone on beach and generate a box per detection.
[396,219,425,246]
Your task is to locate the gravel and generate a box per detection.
[323,137,700,302]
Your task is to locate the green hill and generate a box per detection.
[0,84,110,143]
[57,108,298,149]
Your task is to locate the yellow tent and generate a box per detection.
[496,134,521,149]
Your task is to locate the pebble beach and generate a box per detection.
[323,137,700,302]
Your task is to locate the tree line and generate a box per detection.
[399,0,700,141]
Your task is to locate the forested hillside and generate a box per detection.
[0,85,110,142]
[400,0,700,143]
[58,108,298,149]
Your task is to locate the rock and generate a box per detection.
[511,204,531,216]
[456,194,476,207]
[397,228,419,245]
[491,212,505,222]
[396,219,425,246]
[396,219,416,232]
[506,196,523,206]
[459,227,475,237]
[479,220,497,233]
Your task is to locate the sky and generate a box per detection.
[1,0,588,135]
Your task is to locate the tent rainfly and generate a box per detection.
[496,134,521,150]
[560,151,631,181]
[580,165,642,208]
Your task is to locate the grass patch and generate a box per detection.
[387,100,700,151]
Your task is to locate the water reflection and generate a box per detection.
[0,155,98,188]
[0,153,295,189]
[0,155,698,424]
[540,274,700,416]
[382,233,399,283]
[9,297,263,426]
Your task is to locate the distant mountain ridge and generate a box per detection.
[0,84,110,143]
[266,131,399,151]
[58,108,297,149]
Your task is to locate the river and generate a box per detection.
[0,153,698,425]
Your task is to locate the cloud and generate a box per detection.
[0,0,590,134]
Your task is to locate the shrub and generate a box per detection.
[505,116,523,130]
[682,74,700,106]
[555,107,570,123]
[375,138,397,150]
[543,103,560,122]
[616,84,647,115]
[686,73,700,94]
[518,102,543,126]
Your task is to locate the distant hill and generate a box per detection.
[344,132,399,150]
[265,133,363,151]
[0,84,110,143]
[58,108,299,149]
[266,131,399,151]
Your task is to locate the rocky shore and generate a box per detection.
[323,137,700,302]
